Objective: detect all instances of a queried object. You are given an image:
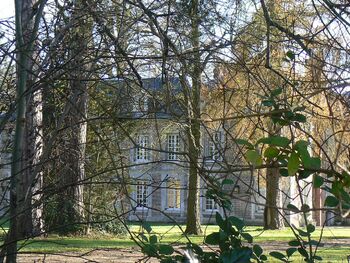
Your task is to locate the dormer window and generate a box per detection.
[132,93,149,112]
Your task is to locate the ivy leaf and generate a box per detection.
[288,152,300,176]
[324,196,339,207]
[246,150,263,166]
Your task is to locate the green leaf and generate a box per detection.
[187,243,203,255]
[222,178,234,185]
[314,175,324,188]
[279,168,289,177]
[298,247,309,259]
[269,251,286,261]
[292,113,306,123]
[150,235,157,244]
[241,232,253,243]
[287,203,299,212]
[205,232,220,245]
[142,244,158,257]
[288,152,300,176]
[306,224,316,234]
[324,195,339,207]
[304,157,321,170]
[296,228,309,237]
[286,50,295,60]
[314,255,323,260]
[246,150,263,166]
[262,100,274,107]
[253,244,263,257]
[301,204,310,212]
[234,139,254,149]
[142,222,152,233]
[139,233,148,242]
[158,245,174,255]
[299,170,313,179]
[260,255,268,261]
[293,105,306,112]
[228,216,245,231]
[271,87,283,97]
[258,136,290,148]
[264,146,280,159]
[294,140,309,151]
[216,212,225,230]
[288,240,300,246]
[286,247,297,257]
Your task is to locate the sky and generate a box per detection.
[0,0,14,19]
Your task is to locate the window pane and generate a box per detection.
[167,134,180,160]
[208,131,223,161]
[136,181,148,207]
[136,135,150,160]
[167,179,181,209]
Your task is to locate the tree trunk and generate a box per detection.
[54,1,90,233]
[264,167,284,230]
[184,0,202,235]
[4,0,45,261]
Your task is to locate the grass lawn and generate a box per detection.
[3,224,350,262]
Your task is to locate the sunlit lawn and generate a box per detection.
[1,223,350,262]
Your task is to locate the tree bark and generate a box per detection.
[4,0,45,261]
[184,0,202,235]
[263,166,284,229]
[54,0,90,233]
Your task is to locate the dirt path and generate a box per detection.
[17,239,350,262]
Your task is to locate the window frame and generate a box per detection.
[166,179,181,210]
[135,134,150,162]
[207,130,224,162]
[135,180,150,210]
[205,196,219,211]
[167,133,180,161]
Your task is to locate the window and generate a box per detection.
[167,134,180,160]
[166,179,181,209]
[132,94,149,112]
[205,197,218,211]
[208,131,223,161]
[136,180,149,208]
[135,135,150,161]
